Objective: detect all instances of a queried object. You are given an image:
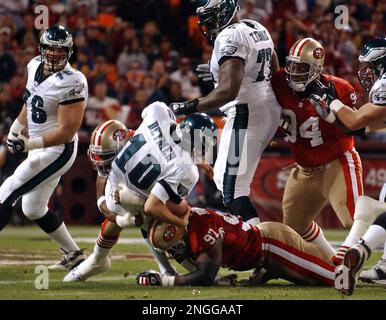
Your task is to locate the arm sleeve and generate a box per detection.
[214,28,248,66]
[59,74,88,105]
[150,165,199,204]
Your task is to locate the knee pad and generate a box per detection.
[22,198,47,220]
[354,196,386,224]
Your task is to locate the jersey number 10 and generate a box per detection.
[115,133,161,190]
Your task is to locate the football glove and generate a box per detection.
[170,99,199,116]
[309,94,336,123]
[6,135,28,154]
[278,113,292,136]
[196,63,213,83]
[136,269,175,286]
[308,79,337,106]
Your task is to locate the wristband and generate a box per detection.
[116,214,131,228]
[26,136,44,150]
[329,99,344,113]
[9,119,25,136]
[325,111,336,124]
[161,275,175,286]
[97,195,106,212]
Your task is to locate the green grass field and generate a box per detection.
[0,226,385,300]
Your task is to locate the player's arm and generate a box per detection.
[332,102,386,131]
[171,57,245,115]
[144,193,189,228]
[41,100,85,147]
[96,175,119,223]
[271,50,280,74]
[137,238,222,287]
[7,105,27,138]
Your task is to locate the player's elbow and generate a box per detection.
[143,201,156,217]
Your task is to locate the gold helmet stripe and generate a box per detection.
[94,119,116,146]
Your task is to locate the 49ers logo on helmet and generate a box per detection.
[313,47,324,59]
[163,225,177,242]
[113,129,127,141]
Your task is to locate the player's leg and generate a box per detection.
[214,103,280,225]
[337,212,386,295]
[64,219,121,282]
[258,222,335,286]
[327,150,363,264]
[283,166,335,258]
[0,142,75,231]
[358,183,386,282]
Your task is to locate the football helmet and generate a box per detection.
[88,120,132,175]
[196,0,239,42]
[39,25,73,73]
[176,113,218,158]
[149,219,186,251]
[357,38,386,92]
[285,38,325,92]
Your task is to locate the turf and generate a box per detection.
[0,226,385,300]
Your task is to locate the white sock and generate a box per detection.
[48,223,79,252]
[362,225,386,252]
[93,243,111,259]
[301,221,336,258]
[341,219,369,248]
[93,230,118,259]
[246,217,260,225]
[144,238,174,275]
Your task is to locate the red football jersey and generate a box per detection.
[272,70,357,167]
[187,208,262,271]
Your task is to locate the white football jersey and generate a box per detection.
[24,56,88,141]
[369,73,386,106]
[108,102,199,204]
[210,19,276,112]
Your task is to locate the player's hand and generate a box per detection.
[309,94,336,123]
[278,113,291,136]
[308,79,337,106]
[214,274,238,286]
[196,63,213,82]
[136,269,162,286]
[6,135,28,154]
[180,206,191,228]
[169,99,199,117]
[198,163,214,180]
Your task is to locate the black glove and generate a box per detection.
[136,270,162,286]
[308,79,337,106]
[196,63,214,83]
[170,99,199,117]
[6,137,26,154]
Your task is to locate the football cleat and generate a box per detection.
[339,240,371,296]
[63,253,111,282]
[359,259,386,283]
[48,248,86,271]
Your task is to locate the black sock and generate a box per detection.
[34,209,63,234]
[373,212,386,230]
[0,203,13,231]
[227,196,258,221]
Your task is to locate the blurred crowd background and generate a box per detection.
[0,0,385,224]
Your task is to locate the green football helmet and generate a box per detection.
[358,38,386,92]
[39,25,73,73]
[176,113,218,157]
[196,0,239,42]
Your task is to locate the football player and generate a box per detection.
[271,38,364,265]
[170,0,282,225]
[136,205,336,287]
[309,38,386,282]
[1,25,88,270]
[64,102,217,281]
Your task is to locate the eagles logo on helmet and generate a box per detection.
[39,25,73,73]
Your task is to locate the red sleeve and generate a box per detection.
[188,213,222,255]
[331,77,357,109]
